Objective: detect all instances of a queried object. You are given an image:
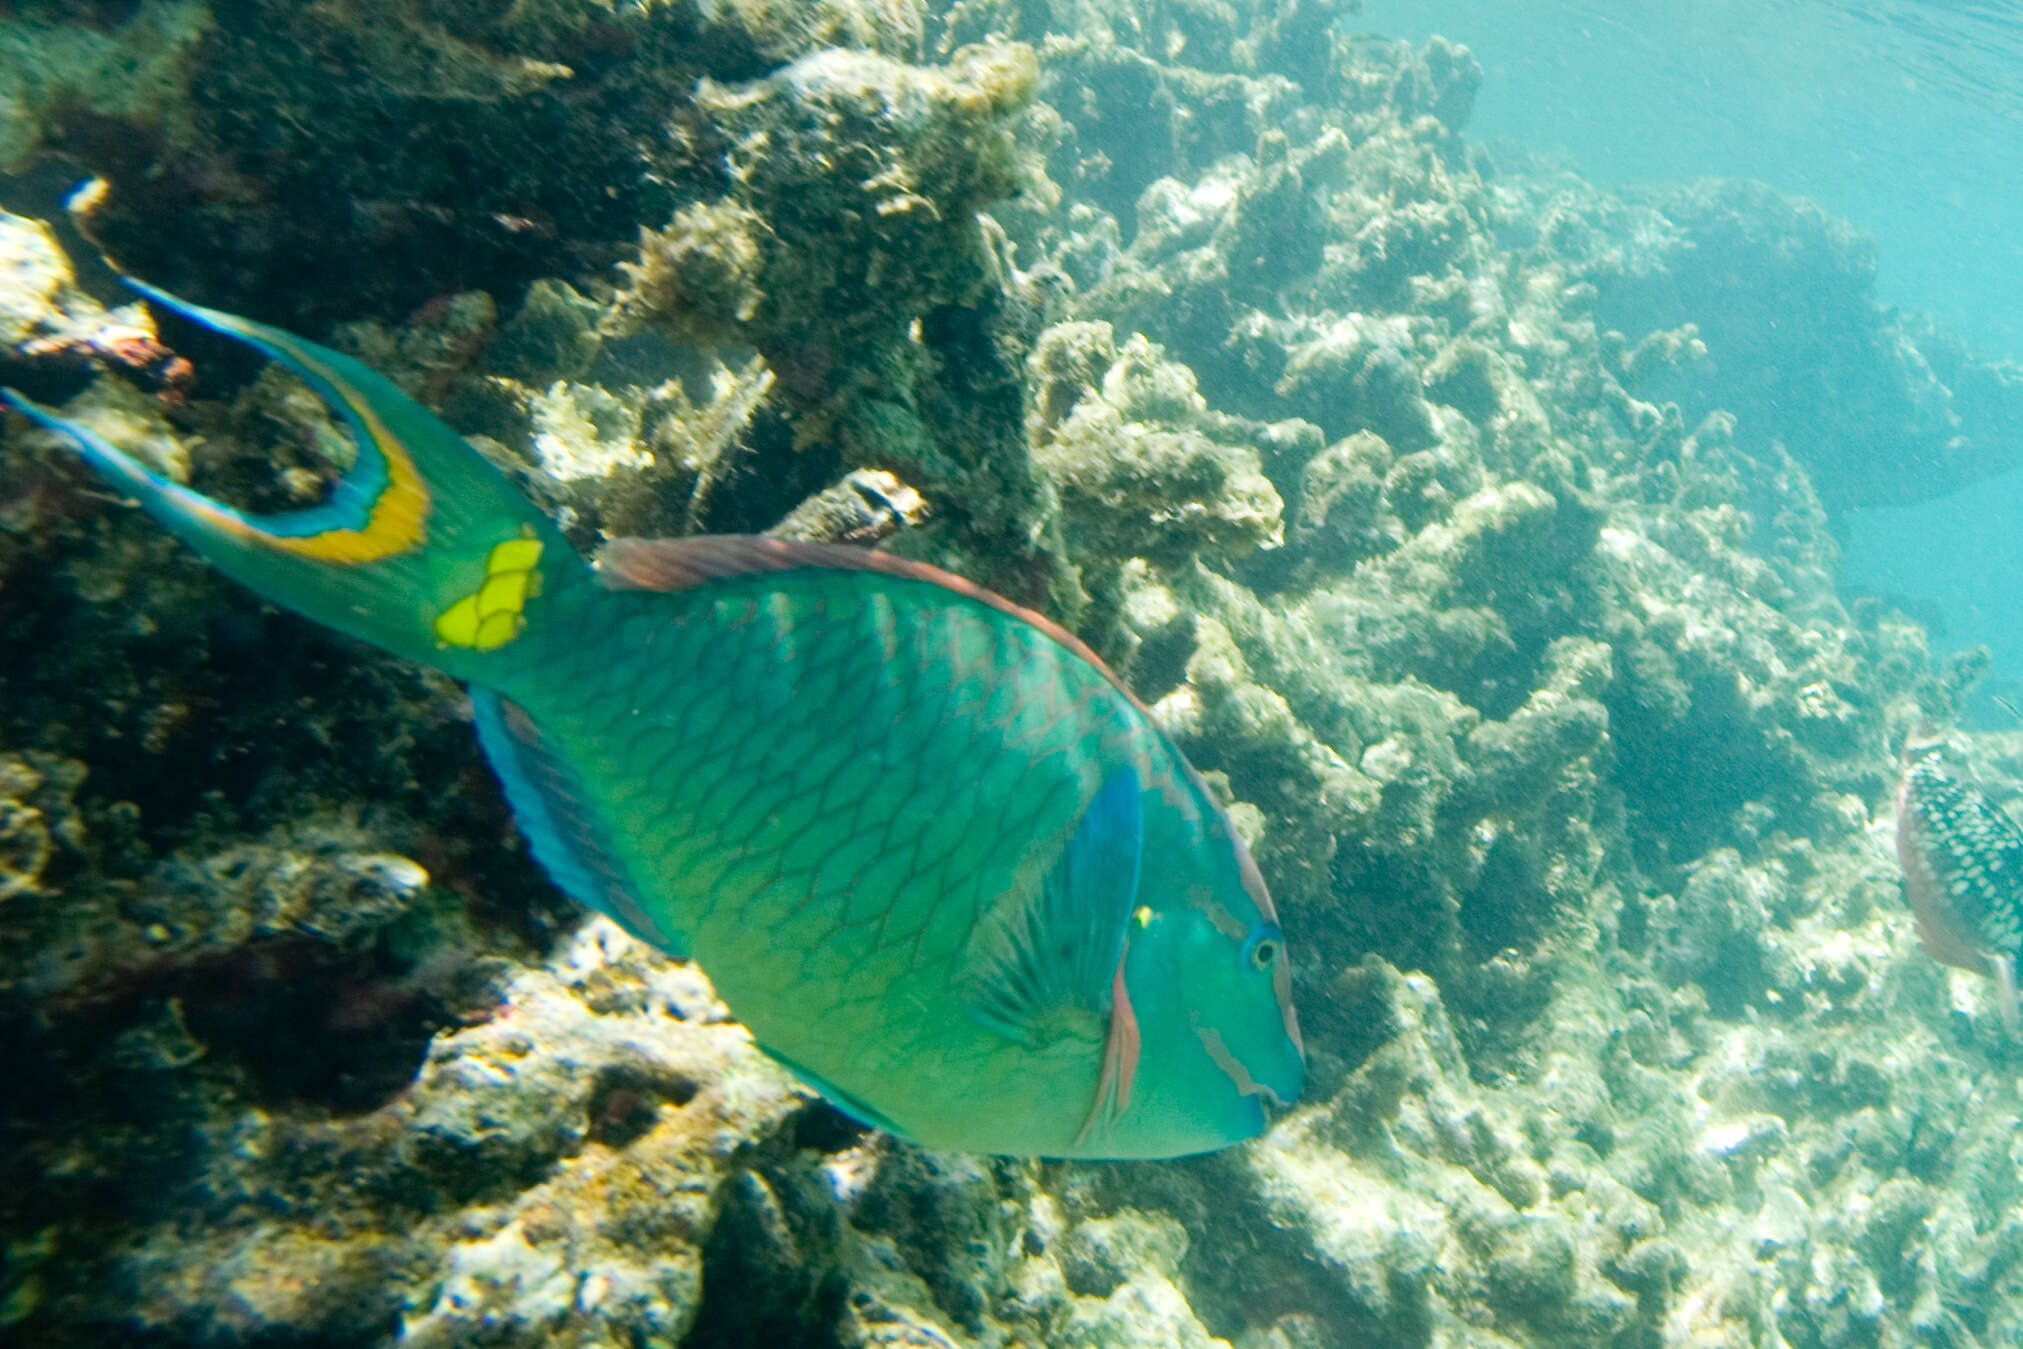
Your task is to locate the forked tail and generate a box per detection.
[3,282,586,682]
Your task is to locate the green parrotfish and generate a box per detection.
[3,283,1304,1158]
[1896,740,2023,1034]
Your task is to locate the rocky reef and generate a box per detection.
[7,0,2023,1345]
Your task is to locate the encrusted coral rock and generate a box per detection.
[616,43,1037,381]
[0,752,81,902]
[0,210,79,350]
[1033,329,1283,565]
[98,920,800,1348]
[612,200,770,343]
[484,279,606,387]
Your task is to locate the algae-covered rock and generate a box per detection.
[1538,174,2023,511]
[0,1,207,173]
[484,278,605,386]
[0,751,81,902]
[1033,327,1283,566]
[34,0,934,323]
[1060,1273,1226,1349]
[611,42,1048,559]
[613,43,1036,371]
[71,920,804,1348]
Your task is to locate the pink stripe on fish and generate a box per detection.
[1193,1016,1284,1105]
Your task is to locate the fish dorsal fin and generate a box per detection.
[601,534,991,594]
[966,768,1144,1046]
[470,690,684,956]
[599,535,878,591]
[597,535,1136,700]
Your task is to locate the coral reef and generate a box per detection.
[8,0,2023,1345]
[1516,174,2023,512]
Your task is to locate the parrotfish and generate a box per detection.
[1895,740,2023,1034]
[3,283,1304,1158]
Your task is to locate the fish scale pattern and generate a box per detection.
[505,564,1170,1149]
[1901,758,2023,958]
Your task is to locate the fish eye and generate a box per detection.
[1242,923,1282,973]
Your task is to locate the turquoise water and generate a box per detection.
[1363,0,2023,720]
[1361,0,2023,357]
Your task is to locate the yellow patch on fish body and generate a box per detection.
[436,534,545,650]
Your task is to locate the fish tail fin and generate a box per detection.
[3,281,586,680]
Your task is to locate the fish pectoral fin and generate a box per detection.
[756,1042,914,1140]
[1075,951,1142,1148]
[964,767,1142,1046]
[471,690,684,956]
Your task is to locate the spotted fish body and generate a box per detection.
[4,284,1304,1159]
[1895,748,2023,1032]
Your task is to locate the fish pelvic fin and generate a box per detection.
[3,281,585,680]
[1990,951,2021,1039]
[471,690,684,955]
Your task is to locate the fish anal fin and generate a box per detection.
[757,1042,914,1140]
[965,767,1143,1047]
[471,690,683,956]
